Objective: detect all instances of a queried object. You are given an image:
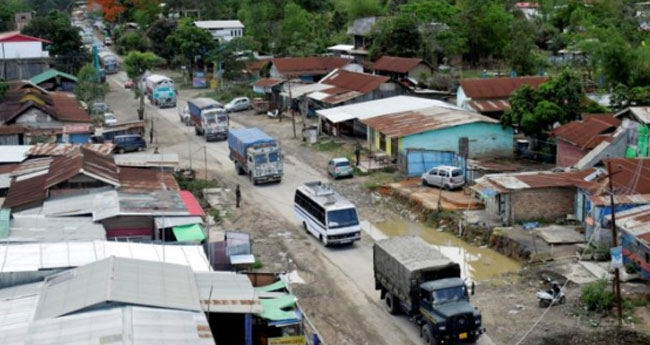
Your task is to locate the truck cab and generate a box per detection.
[152,86,177,108]
[417,278,482,344]
[246,144,283,184]
[202,108,229,141]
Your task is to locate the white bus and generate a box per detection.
[294,181,361,246]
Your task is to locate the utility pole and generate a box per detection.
[204,146,208,180]
[606,159,623,326]
[287,78,296,138]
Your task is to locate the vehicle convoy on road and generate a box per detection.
[187,98,228,141]
[144,74,176,108]
[294,181,361,246]
[374,236,484,345]
[228,128,283,185]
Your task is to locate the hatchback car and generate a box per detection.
[103,112,117,126]
[113,134,146,154]
[328,157,354,179]
[421,165,465,190]
[225,97,252,112]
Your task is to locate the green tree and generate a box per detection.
[211,37,261,81]
[238,0,283,52]
[281,2,325,55]
[347,0,384,20]
[75,63,109,104]
[458,0,512,63]
[22,10,89,73]
[124,51,162,120]
[0,80,8,97]
[611,84,650,110]
[147,18,177,61]
[538,69,584,121]
[505,19,544,75]
[117,30,151,55]
[165,18,217,80]
[369,15,422,59]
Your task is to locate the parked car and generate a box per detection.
[124,79,134,89]
[113,134,146,154]
[103,112,117,126]
[103,37,112,45]
[225,97,252,112]
[178,104,191,125]
[91,102,109,115]
[328,157,354,179]
[421,165,465,190]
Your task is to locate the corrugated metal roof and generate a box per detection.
[254,78,284,88]
[604,158,650,194]
[10,157,52,178]
[29,69,78,86]
[372,56,424,74]
[362,105,498,137]
[475,169,601,193]
[0,31,50,43]
[459,76,547,100]
[27,143,115,156]
[49,92,91,123]
[283,82,331,99]
[272,56,351,77]
[4,216,105,243]
[466,99,511,113]
[615,106,650,124]
[552,115,620,150]
[94,190,192,220]
[44,147,119,189]
[317,95,443,123]
[320,69,390,94]
[0,282,42,345]
[195,271,263,314]
[194,20,244,29]
[25,306,215,345]
[35,257,203,320]
[0,145,32,163]
[607,205,650,240]
[119,167,180,191]
[114,153,179,168]
[2,175,47,209]
[0,240,211,273]
[155,216,203,229]
[590,194,650,206]
[41,190,117,217]
[179,190,206,217]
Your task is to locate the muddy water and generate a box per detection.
[373,220,521,281]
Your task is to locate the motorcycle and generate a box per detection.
[536,281,566,308]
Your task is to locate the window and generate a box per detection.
[451,169,463,177]
[432,286,467,305]
[646,252,649,264]
[327,208,359,229]
[295,190,326,225]
[269,152,279,162]
[254,154,267,165]
[335,161,350,167]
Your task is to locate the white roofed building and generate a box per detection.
[194,20,244,42]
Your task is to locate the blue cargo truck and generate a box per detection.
[228,128,283,185]
[188,98,228,141]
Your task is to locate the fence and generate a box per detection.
[399,149,466,177]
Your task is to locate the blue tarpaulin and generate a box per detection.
[228,128,276,156]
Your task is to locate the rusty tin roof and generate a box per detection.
[552,115,620,150]
[272,56,351,77]
[459,76,547,100]
[372,56,424,74]
[119,167,180,191]
[28,143,115,157]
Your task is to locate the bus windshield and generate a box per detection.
[327,208,359,229]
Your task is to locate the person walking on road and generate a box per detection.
[235,184,241,208]
[149,128,154,144]
[354,143,361,167]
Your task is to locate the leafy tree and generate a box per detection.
[147,18,177,61]
[281,2,324,56]
[347,0,384,20]
[611,84,650,111]
[211,37,261,81]
[93,0,126,22]
[505,19,544,76]
[0,5,15,31]
[75,63,109,104]
[457,0,512,63]
[538,69,584,121]
[123,51,162,120]
[165,18,216,80]
[238,0,283,52]
[369,15,421,60]
[117,30,151,54]
[22,11,90,73]
[130,0,161,29]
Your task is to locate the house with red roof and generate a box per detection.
[371,56,433,85]
[456,76,547,118]
[269,56,358,82]
[0,31,51,80]
[552,114,621,168]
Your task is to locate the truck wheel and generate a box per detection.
[319,235,329,247]
[194,127,199,136]
[385,292,400,315]
[421,324,436,345]
[539,299,550,308]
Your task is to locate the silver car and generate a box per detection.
[421,165,465,190]
[328,157,354,179]
[225,97,252,112]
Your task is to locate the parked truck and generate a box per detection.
[98,51,119,74]
[188,98,228,141]
[144,74,176,108]
[374,236,483,345]
[228,128,283,185]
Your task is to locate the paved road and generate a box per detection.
[104,71,495,345]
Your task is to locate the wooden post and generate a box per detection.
[606,159,623,327]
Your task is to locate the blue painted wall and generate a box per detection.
[400,122,513,158]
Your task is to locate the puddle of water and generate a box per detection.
[373,220,521,281]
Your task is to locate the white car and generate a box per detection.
[103,37,112,46]
[421,165,465,190]
[103,113,117,126]
[225,97,252,112]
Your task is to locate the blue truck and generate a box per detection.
[145,74,176,108]
[228,128,283,185]
[188,98,228,141]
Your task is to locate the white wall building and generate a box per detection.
[0,31,50,80]
[194,20,244,42]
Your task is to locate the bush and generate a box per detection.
[581,279,615,312]
[207,208,221,224]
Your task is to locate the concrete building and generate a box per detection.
[0,31,50,80]
[610,205,650,280]
[194,20,244,42]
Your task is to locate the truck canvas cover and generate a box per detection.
[374,236,460,301]
[228,128,276,154]
[189,98,222,110]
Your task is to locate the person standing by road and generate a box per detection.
[235,184,241,208]
[354,143,361,167]
[149,127,154,144]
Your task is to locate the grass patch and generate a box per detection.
[252,258,264,269]
[582,279,615,312]
[201,83,256,104]
[314,141,343,152]
[363,171,399,190]
[207,208,222,224]
[174,173,219,197]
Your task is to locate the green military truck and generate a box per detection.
[374,236,484,345]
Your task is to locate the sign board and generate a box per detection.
[193,71,206,88]
[268,336,306,345]
[63,124,91,134]
[610,246,623,268]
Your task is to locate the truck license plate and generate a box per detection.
[459,333,468,340]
